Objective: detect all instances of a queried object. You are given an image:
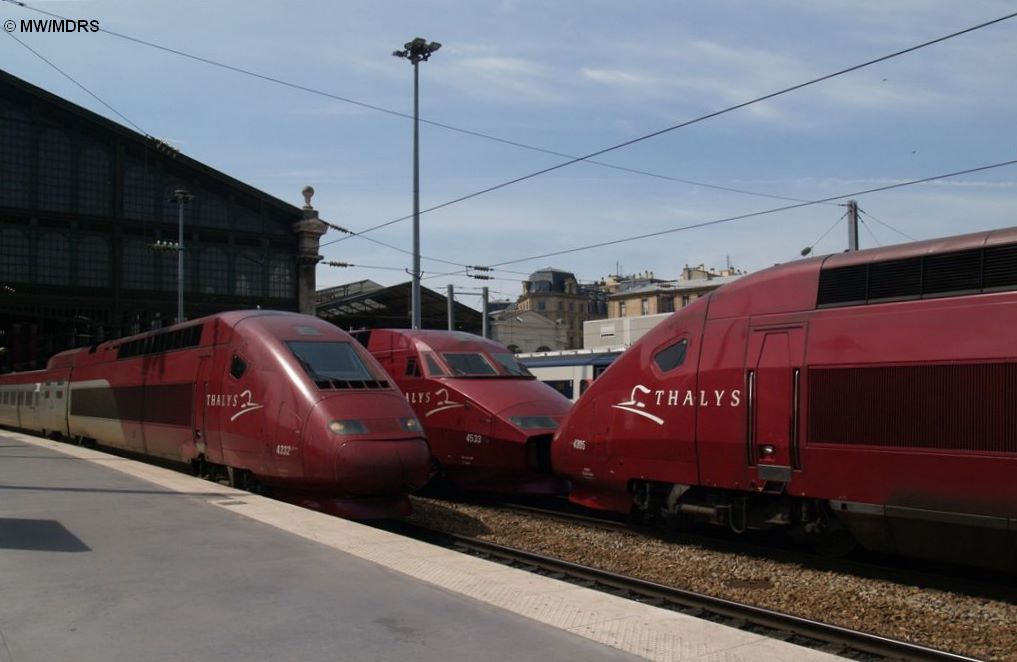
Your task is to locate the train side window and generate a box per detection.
[17,392,23,406]
[56,391,63,399]
[579,379,592,396]
[405,357,422,378]
[230,355,247,379]
[653,339,688,373]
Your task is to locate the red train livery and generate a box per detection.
[361,329,571,494]
[0,311,430,519]
[553,227,1017,571]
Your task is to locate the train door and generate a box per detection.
[746,326,805,487]
[193,352,212,459]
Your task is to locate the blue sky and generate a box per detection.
[3,0,1016,307]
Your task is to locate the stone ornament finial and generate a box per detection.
[302,185,315,210]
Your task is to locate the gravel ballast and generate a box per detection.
[407,496,1017,661]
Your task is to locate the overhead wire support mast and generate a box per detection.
[393,37,441,330]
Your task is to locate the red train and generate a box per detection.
[0,311,430,519]
[553,227,1017,571]
[360,329,571,494]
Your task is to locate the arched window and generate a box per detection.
[37,232,70,285]
[0,103,31,208]
[235,250,264,297]
[77,236,110,287]
[536,345,551,352]
[79,144,111,216]
[200,248,229,294]
[38,129,73,211]
[506,344,521,353]
[123,159,156,220]
[0,228,30,282]
[122,238,156,290]
[268,254,294,299]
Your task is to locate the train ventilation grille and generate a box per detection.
[314,379,390,390]
[817,242,1017,308]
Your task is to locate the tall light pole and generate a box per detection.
[171,189,193,323]
[393,37,441,330]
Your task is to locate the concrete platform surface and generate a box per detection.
[0,431,842,662]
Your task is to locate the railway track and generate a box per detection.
[441,495,1017,605]
[379,519,977,662]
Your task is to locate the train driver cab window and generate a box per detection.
[230,355,247,379]
[442,353,497,376]
[421,352,447,377]
[491,353,533,377]
[405,357,422,378]
[653,339,688,373]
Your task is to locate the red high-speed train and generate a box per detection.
[361,329,571,495]
[0,311,430,519]
[552,227,1017,571]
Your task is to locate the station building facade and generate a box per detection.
[0,69,313,372]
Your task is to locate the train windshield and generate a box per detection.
[286,341,379,382]
[441,352,533,378]
[491,353,533,377]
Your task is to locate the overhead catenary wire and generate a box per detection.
[1,0,830,209]
[486,158,1017,268]
[322,10,1017,245]
[800,210,847,258]
[858,208,918,242]
[4,29,148,135]
[859,217,882,247]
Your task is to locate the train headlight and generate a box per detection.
[329,420,368,435]
[509,415,558,430]
[398,417,422,433]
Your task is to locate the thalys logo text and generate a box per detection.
[612,385,741,425]
[405,388,464,418]
[206,389,264,421]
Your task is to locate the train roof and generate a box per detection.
[706,226,1017,319]
[366,329,509,353]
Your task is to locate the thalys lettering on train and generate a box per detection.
[0,311,430,520]
[359,328,572,495]
[553,226,1017,573]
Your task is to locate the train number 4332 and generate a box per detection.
[275,444,297,456]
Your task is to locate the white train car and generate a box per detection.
[516,347,624,402]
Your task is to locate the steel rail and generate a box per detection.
[388,521,979,662]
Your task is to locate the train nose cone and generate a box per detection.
[335,438,431,495]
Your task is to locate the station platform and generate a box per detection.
[0,430,840,662]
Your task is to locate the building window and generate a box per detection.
[619,301,627,317]
[641,298,650,315]
[199,247,229,295]
[77,236,110,287]
[37,129,73,212]
[157,248,177,292]
[198,195,230,229]
[537,300,546,311]
[37,232,70,285]
[123,159,157,220]
[235,250,264,297]
[268,254,294,299]
[0,104,32,208]
[0,228,30,282]
[79,144,111,216]
[681,295,691,307]
[123,239,156,290]
[660,297,674,313]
